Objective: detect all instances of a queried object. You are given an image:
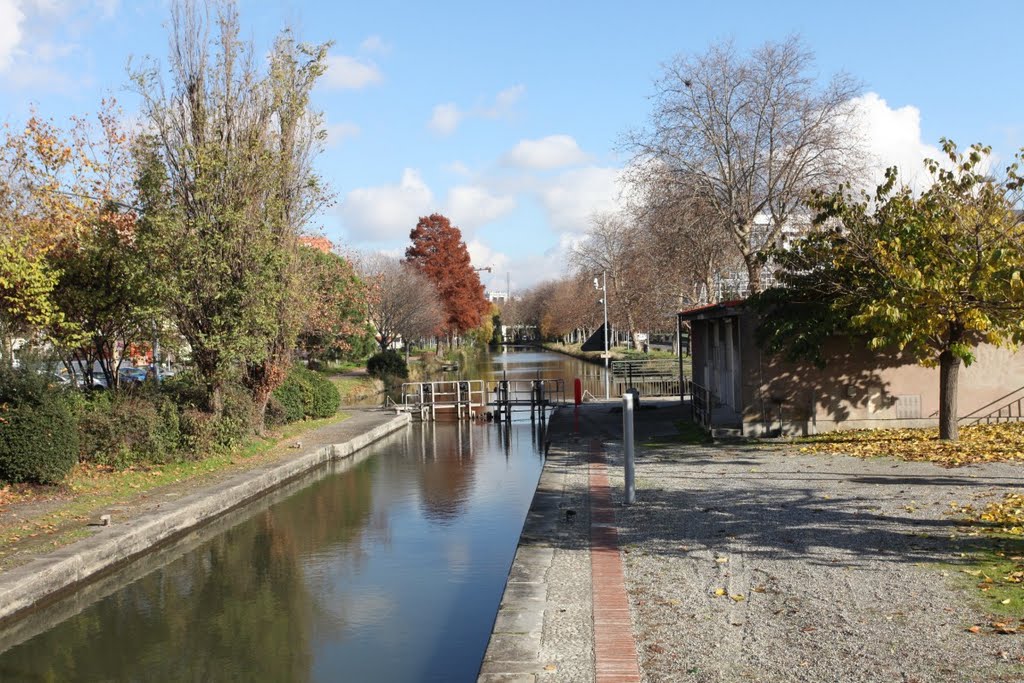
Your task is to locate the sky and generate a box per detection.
[2,0,1023,295]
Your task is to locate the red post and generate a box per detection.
[574,378,583,406]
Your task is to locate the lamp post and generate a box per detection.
[594,272,609,399]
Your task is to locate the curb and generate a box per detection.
[0,411,411,626]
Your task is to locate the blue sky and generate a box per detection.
[2,0,1022,293]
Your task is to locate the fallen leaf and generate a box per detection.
[713,588,726,597]
[968,626,982,633]
[729,594,745,602]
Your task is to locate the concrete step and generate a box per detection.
[711,426,743,441]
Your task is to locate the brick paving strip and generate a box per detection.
[589,439,642,683]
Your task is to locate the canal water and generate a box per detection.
[0,348,607,682]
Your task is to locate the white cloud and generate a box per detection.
[538,166,626,233]
[466,239,508,275]
[849,92,942,192]
[339,169,435,242]
[443,160,471,176]
[445,185,515,231]
[359,34,390,55]
[494,84,525,109]
[326,120,360,146]
[429,103,464,136]
[0,0,26,71]
[324,54,382,90]
[0,0,117,86]
[427,84,525,135]
[503,134,591,170]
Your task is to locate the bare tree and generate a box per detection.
[571,211,666,347]
[629,170,742,306]
[629,36,862,293]
[359,255,444,354]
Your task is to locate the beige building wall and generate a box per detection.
[683,309,1024,436]
[734,312,1024,436]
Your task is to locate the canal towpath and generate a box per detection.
[0,408,410,628]
[482,400,1024,683]
[480,399,683,683]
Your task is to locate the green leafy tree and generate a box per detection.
[48,209,155,389]
[0,236,65,366]
[131,1,330,422]
[756,140,1024,441]
[297,246,373,365]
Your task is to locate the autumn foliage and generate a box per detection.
[404,213,489,337]
[799,422,1024,467]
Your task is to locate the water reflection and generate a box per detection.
[0,419,545,683]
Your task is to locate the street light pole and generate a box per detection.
[594,271,610,400]
[602,271,610,399]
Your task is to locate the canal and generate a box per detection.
[0,348,608,682]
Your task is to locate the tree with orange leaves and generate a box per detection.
[404,213,488,342]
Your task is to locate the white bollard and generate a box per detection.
[623,392,636,505]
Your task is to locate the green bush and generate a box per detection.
[265,395,288,428]
[159,370,209,410]
[0,369,79,484]
[178,408,216,457]
[366,350,408,380]
[272,372,308,423]
[303,368,339,417]
[270,366,340,423]
[78,393,181,467]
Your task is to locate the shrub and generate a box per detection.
[272,372,308,423]
[270,366,340,423]
[179,408,217,457]
[296,368,339,418]
[78,393,181,467]
[366,350,408,380]
[265,395,288,428]
[0,369,79,484]
[159,370,209,410]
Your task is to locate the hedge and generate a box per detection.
[0,370,79,484]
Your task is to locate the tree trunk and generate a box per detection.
[745,256,763,296]
[938,350,961,441]
[250,384,272,436]
[209,382,224,416]
[1,333,12,369]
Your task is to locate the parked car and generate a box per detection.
[118,367,148,385]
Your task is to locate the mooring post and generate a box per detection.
[623,391,636,505]
[532,378,540,421]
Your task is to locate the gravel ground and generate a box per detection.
[606,440,1024,683]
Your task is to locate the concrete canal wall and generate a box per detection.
[0,411,411,626]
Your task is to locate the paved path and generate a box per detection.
[481,399,1024,682]
[479,401,681,682]
[589,439,642,683]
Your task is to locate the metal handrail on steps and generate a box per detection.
[959,384,1024,425]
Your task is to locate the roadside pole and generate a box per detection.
[623,391,635,505]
